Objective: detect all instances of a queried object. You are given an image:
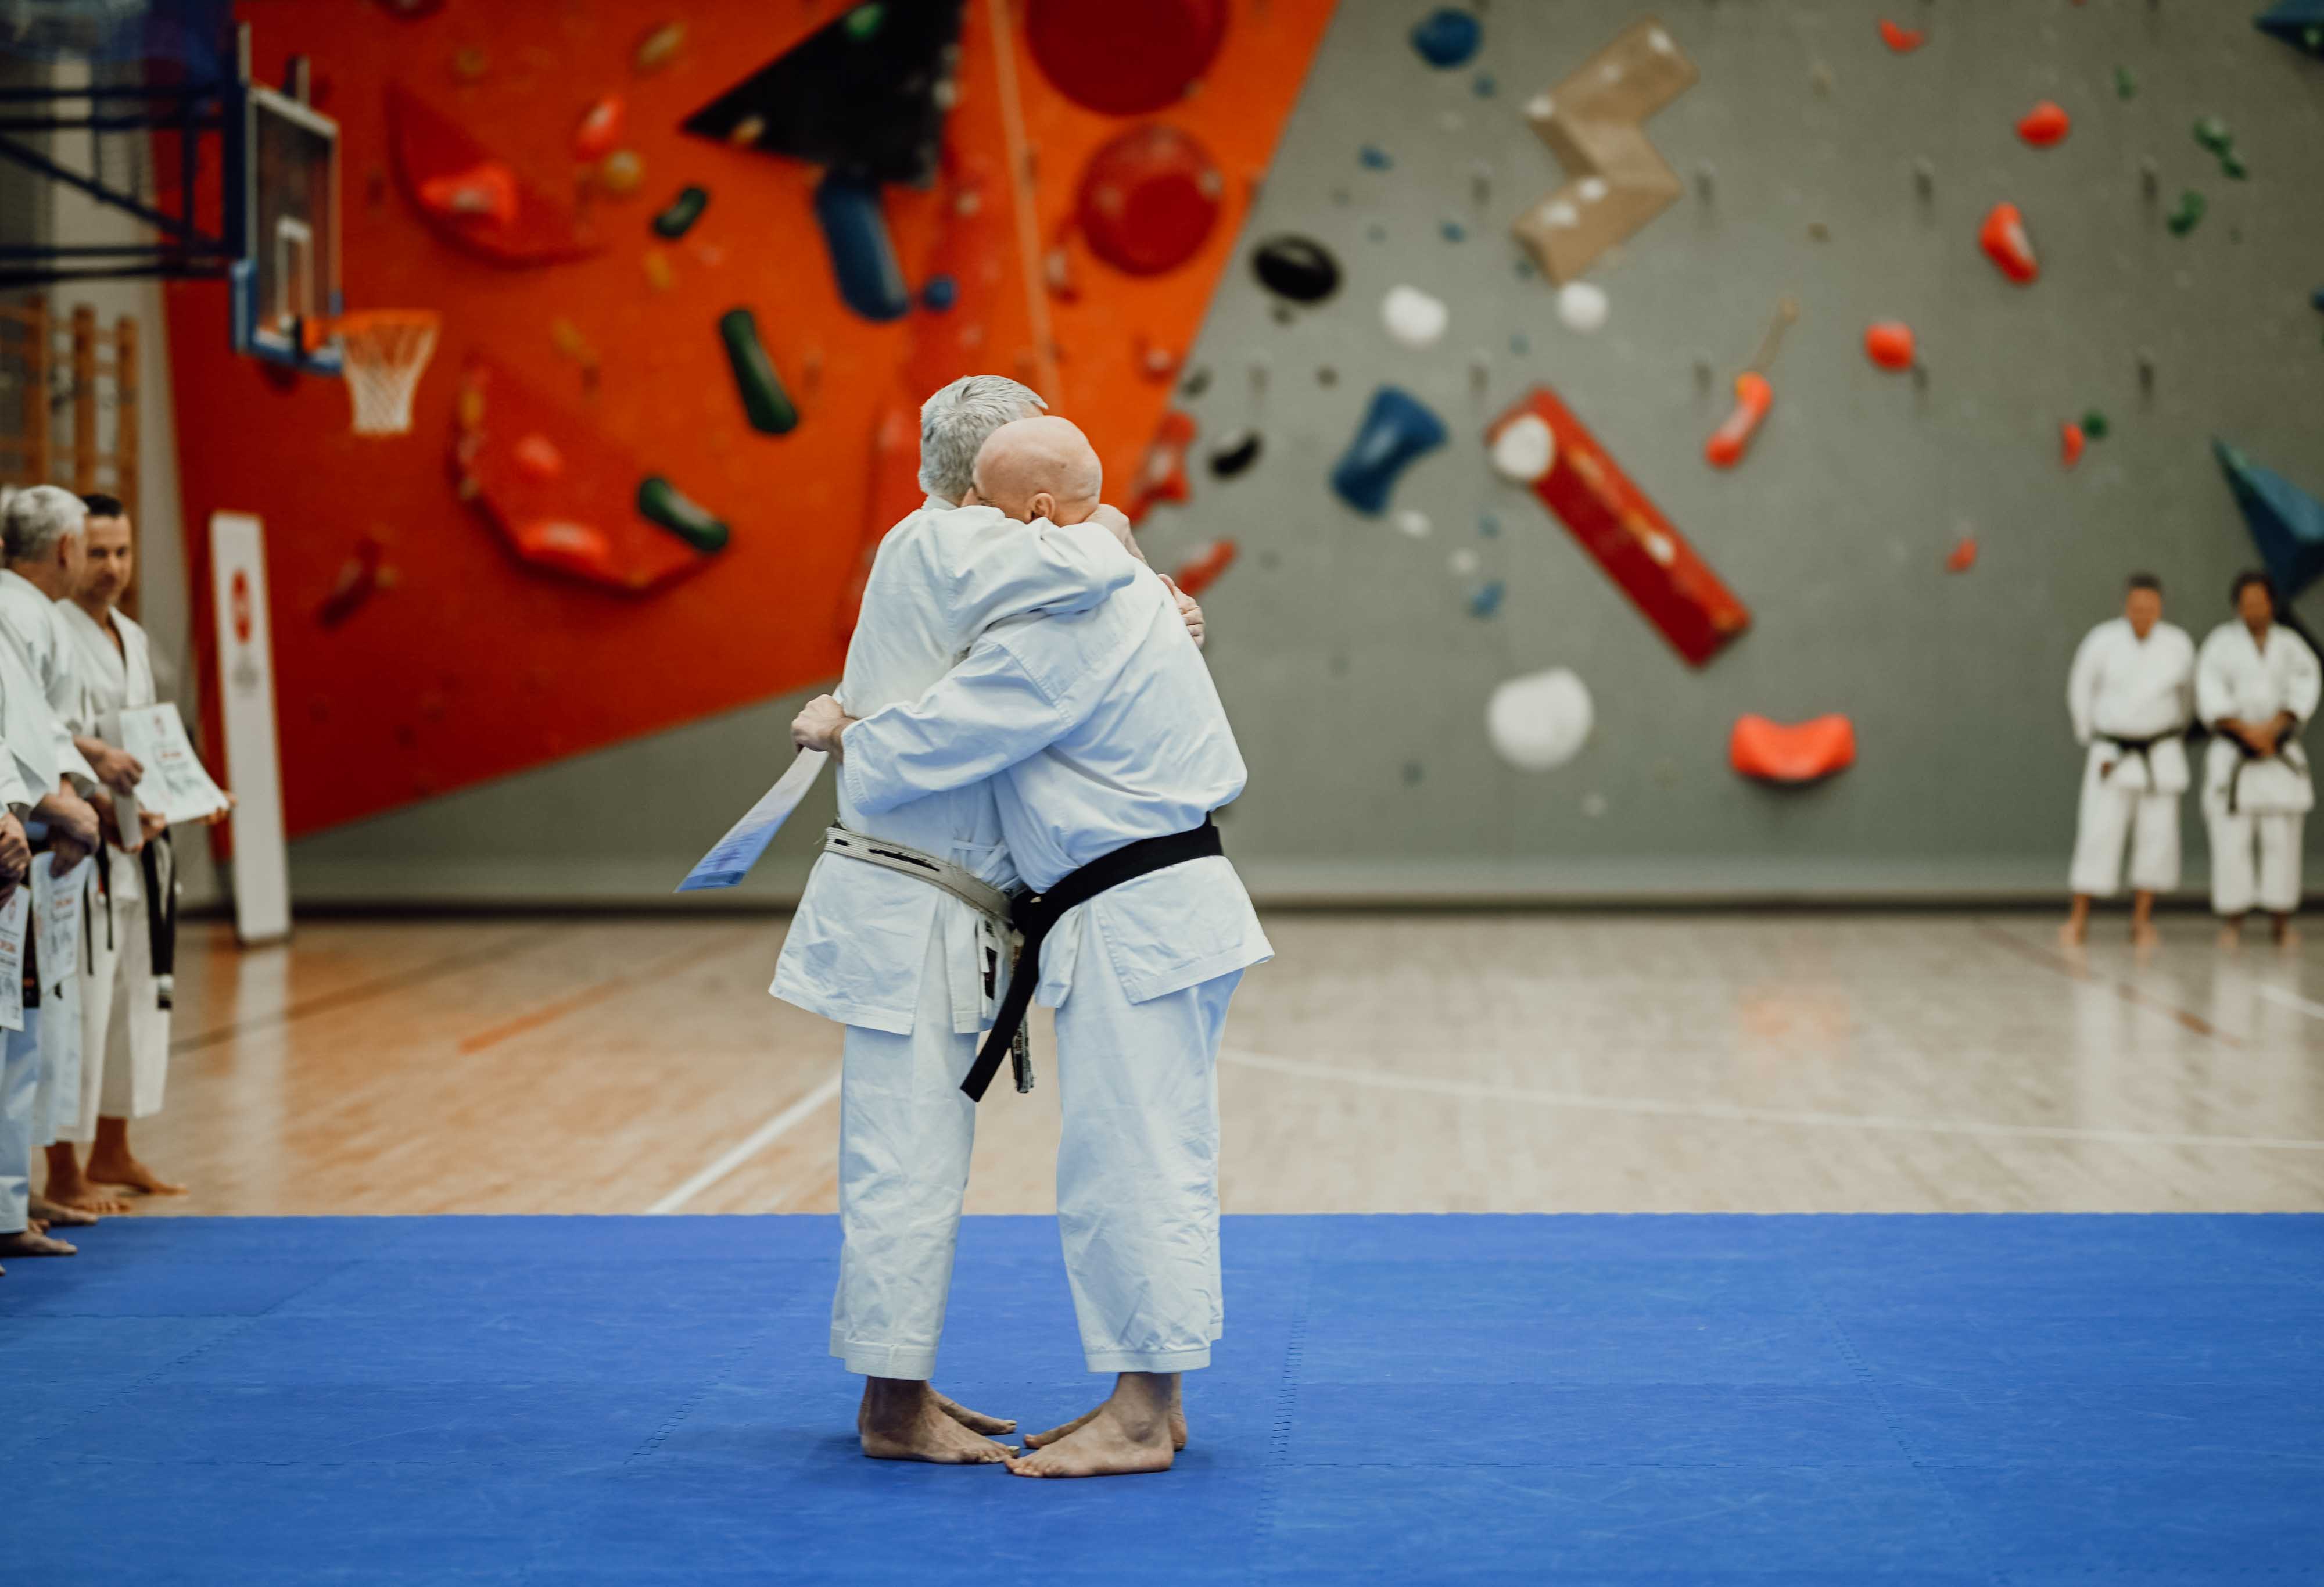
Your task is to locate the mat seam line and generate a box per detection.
[1807,1278,2004,1587]
[1247,1220,1316,1586]
[620,1323,768,1468]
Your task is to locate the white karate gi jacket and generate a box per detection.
[2196,619,2322,814]
[0,569,97,792]
[2067,618,2194,794]
[771,497,1143,1036]
[838,566,1271,1009]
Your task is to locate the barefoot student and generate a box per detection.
[2063,574,2194,948]
[793,416,1271,1479]
[0,485,107,1256]
[2197,571,2320,949]
[52,495,195,1202]
[769,378,1202,1465]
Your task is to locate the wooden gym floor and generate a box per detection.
[116,911,2324,1219]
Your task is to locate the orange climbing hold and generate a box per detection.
[417,160,518,227]
[1705,371,1773,469]
[1946,536,1978,573]
[572,96,625,160]
[1128,409,1197,522]
[1863,321,1916,371]
[1879,18,1925,52]
[1171,538,1238,597]
[2061,420,2086,468]
[2016,101,2070,147]
[1979,202,2038,285]
[1730,714,1857,784]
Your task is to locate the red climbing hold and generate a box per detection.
[1864,321,1916,371]
[1879,19,1925,52]
[1946,536,1978,574]
[1025,0,1229,117]
[1171,538,1238,597]
[389,83,600,266]
[1730,715,1857,784]
[1074,126,1224,277]
[1979,202,2038,285]
[2016,101,2070,148]
[1128,409,1198,522]
[2061,420,2086,468]
[417,162,519,228]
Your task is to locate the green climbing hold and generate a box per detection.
[2222,151,2248,181]
[844,3,884,41]
[2167,189,2207,237]
[637,475,730,554]
[2113,65,2137,99]
[652,185,709,239]
[2193,116,2232,155]
[718,306,799,435]
[2082,409,2110,440]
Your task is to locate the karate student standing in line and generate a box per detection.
[2063,574,2194,948]
[2196,571,2321,948]
[793,417,1271,1479]
[53,495,197,1203]
[769,377,1203,1466]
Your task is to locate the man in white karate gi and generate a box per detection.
[792,416,1271,1479]
[769,377,1204,1464]
[0,721,40,1276]
[2196,571,2321,948]
[2063,574,2194,948]
[51,495,192,1205]
[0,485,106,1258]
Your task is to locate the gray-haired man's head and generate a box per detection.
[919,375,1046,503]
[1,482,87,569]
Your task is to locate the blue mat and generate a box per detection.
[4,1213,2319,1584]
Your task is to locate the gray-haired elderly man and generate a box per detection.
[769,376,1201,1464]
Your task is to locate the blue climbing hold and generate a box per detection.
[1411,8,1483,70]
[2254,1,2324,59]
[2216,438,2324,599]
[1330,386,1447,516]
[1468,579,1506,619]
[1479,513,1501,538]
[2311,286,2324,313]
[920,274,958,311]
[814,170,909,321]
[1473,73,1497,98]
[1509,332,1529,355]
[1440,220,1467,243]
[1359,145,1393,171]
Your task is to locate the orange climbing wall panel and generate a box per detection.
[168,0,1339,836]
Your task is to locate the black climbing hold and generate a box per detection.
[1252,235,1342,304]
[1209,429,1262,478]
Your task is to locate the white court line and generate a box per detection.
[1218,1048,2324,1154]
[645,1074,842,1215]
[2258,984,2324,1021]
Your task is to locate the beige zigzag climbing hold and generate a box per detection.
[1511,17,1698,286]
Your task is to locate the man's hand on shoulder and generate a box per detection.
[792,694,858,759]
[1085,504,1145,563]
[1160,575,1204,650]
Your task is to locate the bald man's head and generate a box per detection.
[969,415,1103,527]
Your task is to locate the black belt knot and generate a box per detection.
[960,818,1223,1102]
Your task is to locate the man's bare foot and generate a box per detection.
[2273,918,2301,950]
[28,1195,98,1228]
[1006,1372,1177,1478]
[928,1388,1016,1436]
[0,1230,78,1258]
[1024,1378,1188,1451]
[858,1378,1017,1464]
[84,1152,186,1196]
[2130,920,2161,950]
[2058,919,2088,948]
[2219,922,2244,951]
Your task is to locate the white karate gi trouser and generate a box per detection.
[2206,801,2304,916]
[64,847,167,1141]
[1051,929,1239,1374]
[1,1012,44,1236]
[829,927,979,1380]
[2069,762,2180,897]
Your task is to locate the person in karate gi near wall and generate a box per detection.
[768,377,1203,1464]
[2063,574,2194,948]
[52,494,194,1203]
[792,416,1272,1479]
[2196,571,2321,948]
[0,485,105,1260]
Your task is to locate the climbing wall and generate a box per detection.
[166,0,1336,837]
[1115,0,2324,898]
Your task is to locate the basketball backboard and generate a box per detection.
[231,60,343,372]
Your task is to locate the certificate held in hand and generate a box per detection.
[114,704,231,825]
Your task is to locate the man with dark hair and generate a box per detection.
[2064,572,2194,947]
[2196,571,2319,947]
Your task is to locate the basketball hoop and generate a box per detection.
[320,310,442,436]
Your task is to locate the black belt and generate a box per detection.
[2097,731,2169,786]
[141,833,177,1011]
[960,818,1224,1103]
[2225,732,2304,816]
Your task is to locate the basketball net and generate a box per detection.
[316,310,442,436]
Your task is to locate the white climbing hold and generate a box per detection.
[1381,284,1450,349]
[1448,547,1481,576]
[1556,280,1609,334]
[1577,176,1608,203]
[1489,413,1557,482]
[1527,94,1555,120]
[1543,200,1579,229]
[1396,508,1433,538]
[1487,668,1595,771]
